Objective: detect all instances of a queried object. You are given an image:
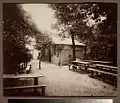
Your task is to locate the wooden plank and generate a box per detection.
[95,64,117,69]
[4,85,46,96]
[3,73,44,79]
[91,60,112,64]
[88,68,117,77]
[71,61,89,64]
[4,85,46,90]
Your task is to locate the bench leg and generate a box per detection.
[41,87,45,96]
[102,74,105,81]
[73,66,76,71]
[96,72,98,76]
[91,70,94,77]
[68,64,70,70]
[34,77,38,92]
[34,77,38,85]
[85,66,87,71]
[34,88,37,93]
[18,88,22,93]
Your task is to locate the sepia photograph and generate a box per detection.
[3,3,117,97]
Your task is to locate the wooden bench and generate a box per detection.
[71,61,90,71]
[88,68,117,77]
[88,68,117,86]
[71,65,82,71]
[4,85,46,96]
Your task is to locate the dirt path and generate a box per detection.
[31,60,117,96]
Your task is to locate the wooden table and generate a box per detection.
[3,73,46,96]
[88,64,117,86]
[71,61,90,65]
[70,61,90,71]
[95,64,117,69]
[95,64,117,73]
[90,60,112,65]
[3,73,44,85]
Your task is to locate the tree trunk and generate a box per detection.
[84,46,87,60]
[71,34,76,61]
[38,51,41,69]
[39,60,41,69]
[49,47,51,62]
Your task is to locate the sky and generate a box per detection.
[22,4,57,34]
[21,4,106,36]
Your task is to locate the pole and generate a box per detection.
[38,51,41,70]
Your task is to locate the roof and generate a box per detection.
[52,37,85,46]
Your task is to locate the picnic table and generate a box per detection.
[95,64,117,73]
[3,73,46,96]
[90,60,112,65]
[88,64,117,86]
[83,60,112,64]
[70,61,90,71]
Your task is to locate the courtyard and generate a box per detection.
[30,59,117,96]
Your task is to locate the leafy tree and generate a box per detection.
[3,4,41,73]
[50,3,117,65]
[79,3,117,65]
[34,31,52,69]
[35,31,52,51]
[49,4,91,60]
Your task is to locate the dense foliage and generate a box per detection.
[3,4,39,73]
[35,32,52,51]
[50,3,117,66]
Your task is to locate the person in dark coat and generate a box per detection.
[68,55,72,70]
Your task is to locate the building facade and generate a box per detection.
[41,37,85,65]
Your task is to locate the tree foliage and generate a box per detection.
[49,4,91,60]
[3,4,41,73]
[80,3,117,65]
[49,3,117,65]
[49,4,92,39]
[35,32,52,51]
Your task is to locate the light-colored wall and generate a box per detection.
[51,55,59,65]
[32,49,39,59]
[51,45,85,65]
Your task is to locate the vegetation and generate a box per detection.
[49,3,117,66]
[3,4,39,73]
[35,31,52,51]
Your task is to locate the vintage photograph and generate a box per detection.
[8,99,113,103]
[3,3,117,97]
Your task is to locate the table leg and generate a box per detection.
[73,65,75,71]
[69,64,70,70]
[85,65,88,71]
[102,74,105,81]
[96,72,98,76]
[34,77,38,85]
[34,77,38,92]
[91,70,94,77]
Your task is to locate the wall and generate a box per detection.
[51,44,85,65]
[32,49,39,60]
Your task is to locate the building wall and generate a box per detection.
[41,48,50,62]
[51,45,60,65]
[32,49,39,60]
[51,44,85,65]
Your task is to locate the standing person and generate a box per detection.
[68,54,72,70]
[38,51,42,70]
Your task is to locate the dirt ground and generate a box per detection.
[31,59,117,96]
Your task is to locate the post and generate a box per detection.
[38,51,41,70]
[39,59,41,70]
[34,77,38,92]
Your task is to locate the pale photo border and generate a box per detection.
[0,0,119,103]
